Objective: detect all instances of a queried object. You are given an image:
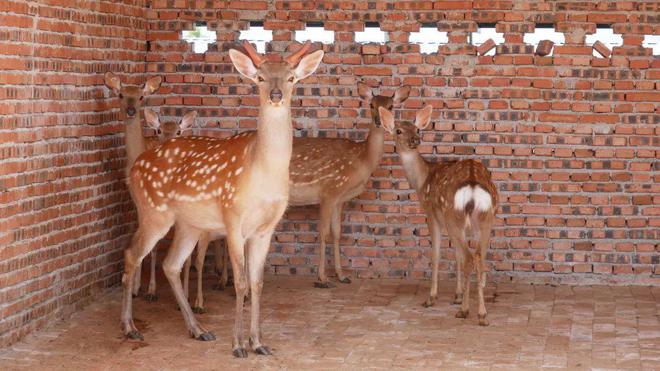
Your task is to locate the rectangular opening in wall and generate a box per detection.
[470,23,504,56]
[295,22,335,44]
[642,34,660,55]
[355,22,388,44]
[239,21,273,53]
[585,24,623,56]
[410,24,448,54]
[181,22,217,53]
[523,24,564,56]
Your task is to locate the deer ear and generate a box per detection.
[414,105,433,130]
[179,111,197,130]
[229,49,258,81]
[357,82,372,100]
[293,50,324,82]
[144,108,160,130]
[378,106,395,134]
[393,86,411,105]
[104,72,121,95]
[143,76,162,95]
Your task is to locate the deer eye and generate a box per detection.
[139,96,144,101]
[257,76,265,82]
[396,129,402,135]
[288,76,294,82]
[156,129,162,134]
[119,93,123,99]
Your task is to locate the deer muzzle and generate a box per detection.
[269,88,282,104]
[126,106,136,117]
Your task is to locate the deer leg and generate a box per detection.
[476,218,493,326]
[213,239,229,290]
[183,254,191,300]
[132,261,141,297]
[314,201,334,288]
[162,224,215,341]
[226,229,249,358]
[423,216,442,308]
[122,220,171,339]
[450,231,471,319]
[247,232,274,356]
[330,202,350,284]
[192,232,210,314]
[453,241,465,305]
[144,248,158,302]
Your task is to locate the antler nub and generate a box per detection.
[285,41,312,66]
[241,40,266,67]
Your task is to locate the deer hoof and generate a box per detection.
[338,276,352,284]
[478,315,489,326]
[192,306,206,314]
[126,330,144,341]
[195,332,216,341]
[232,348,248,358]
[453,294,463,304]
[422,297,436,308]
[255,346,272,356]
[314,281,336,289]
[455,309,469,319]
[144,294,158,302]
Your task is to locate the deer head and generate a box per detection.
[104,72,162,119]
[379,105,433,152]
[228,41,324,108]
[144,109,197,142]
[358,82,410,127]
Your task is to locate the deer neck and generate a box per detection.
[363,125,385,169]
[399,150,430,192]
[124,113,146,171]
[253,104,293,178]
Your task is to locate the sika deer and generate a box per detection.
[121,41,323,357]
[105,72,164,298]
[379,105,498,326]
[289,83,410,288]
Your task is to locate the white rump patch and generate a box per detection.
[453,185,492,212]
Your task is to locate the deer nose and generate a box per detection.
[126,107,136,117]
[270,88,282,103]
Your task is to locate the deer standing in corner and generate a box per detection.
[121,41,324,357]
[379,105,498,326]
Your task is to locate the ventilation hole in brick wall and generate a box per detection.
[642,34,660,55]
[585,25,622,57]
[470,24,504,56]
[355,22,387,44]
[523,24,564,56]
[239,22,273,53]
[410,24,448,54]
[181,22,216,53]
[295,23,335,44]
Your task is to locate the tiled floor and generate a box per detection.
[1,274,659,370]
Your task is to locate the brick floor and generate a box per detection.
[1,275,659,370]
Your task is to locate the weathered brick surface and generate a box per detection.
[1,0,659,347]
[0,0,147,347]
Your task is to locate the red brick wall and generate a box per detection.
[145,1,658,286]
[0,0,658,347]
[0,0,147,346]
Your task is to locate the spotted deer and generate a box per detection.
[182,82,411,302]
[121,41,324,357]
[379,105,498,326]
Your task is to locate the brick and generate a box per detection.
[535,40,554,56]
[592,41,611,58]
[477,38,496,56]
